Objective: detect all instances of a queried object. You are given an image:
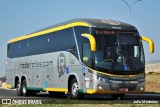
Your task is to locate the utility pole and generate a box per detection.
[121,0,141,22]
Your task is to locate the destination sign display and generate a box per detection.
[96,30,115,35]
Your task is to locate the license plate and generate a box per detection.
[119,88,128,92]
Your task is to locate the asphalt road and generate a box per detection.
[0,89,160,104]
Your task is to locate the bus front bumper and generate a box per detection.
[86,80,145,94]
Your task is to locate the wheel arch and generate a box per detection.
[15,76,20,88]
[68,74,80,92]
[21,76,27,83]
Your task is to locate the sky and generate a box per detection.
[0,0,159,77]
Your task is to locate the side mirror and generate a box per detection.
[81,33,96,51]
[142,36,154,53]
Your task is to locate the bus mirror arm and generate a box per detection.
[142,36,154,53]
[81,34,96,52]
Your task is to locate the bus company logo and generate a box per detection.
[101,20,121,25]
[57,53,66,76]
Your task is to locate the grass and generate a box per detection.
[0,104,160,107]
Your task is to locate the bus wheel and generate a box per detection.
[111,94,124,100]
[22,79,28,96]
[16,80,22,96]
[70,78,84,99]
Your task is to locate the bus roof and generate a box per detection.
[8,18,137,43]
[31,18,137,34]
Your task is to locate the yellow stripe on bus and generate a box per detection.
[87,89,144,94]
[45,88,68,92]
[8,22,90,43]
[88,67,144,77]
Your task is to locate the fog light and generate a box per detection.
[140,87,144,91]
[98,85,103,90]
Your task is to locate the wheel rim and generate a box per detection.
[72,82,78,96]
[17,83,20,92]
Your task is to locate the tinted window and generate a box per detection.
[82,42,91,66]
[7,28,75,58]
[74,26,90,61]
[119,33,138,45]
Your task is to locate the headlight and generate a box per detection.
[98,77,109,83]
[98,77,102,81]
[130,81,139,84]
[137,74,145,79]
[138,78,145,83]
[92,74,108,83]
[91,73,97,79]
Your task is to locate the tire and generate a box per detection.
[111,94,124,100]
[16,80,22,96]
[21,79,28,96]
[70,78,84,99]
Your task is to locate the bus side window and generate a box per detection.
[82,42,91,66]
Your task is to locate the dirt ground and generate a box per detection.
[145,72,160,93]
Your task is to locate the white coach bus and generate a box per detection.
[6,18,154,99]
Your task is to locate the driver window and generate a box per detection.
[104,39,117,61]
[106,47,112,58]
[82,42,91,66]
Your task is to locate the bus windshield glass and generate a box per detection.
[92,30,145,75]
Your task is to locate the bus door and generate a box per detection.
[82,41,93,92]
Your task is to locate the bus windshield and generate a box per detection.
[93,30,145,75]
